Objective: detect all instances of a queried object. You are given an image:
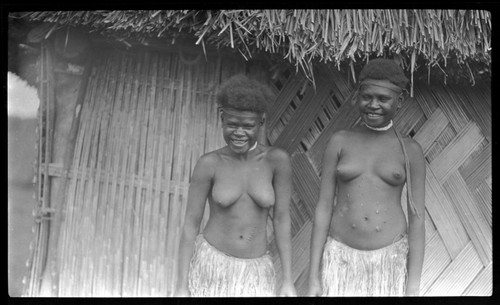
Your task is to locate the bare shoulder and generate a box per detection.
[325,129,351,151]
[403,137,424,156]
[330,129,352,142]
[403,137,425,164]
[266,146,291,164]
[195,150,220,170]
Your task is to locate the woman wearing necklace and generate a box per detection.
[308,58,426,296]
[175,74,296,297]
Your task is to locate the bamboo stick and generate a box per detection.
[139,51,158,295]
[68,55,101,295]
[91,53,117,296]
[151,51,167,295]
[60,59,98,295]
[121,53,142,296]
[105,51,128,296]
[80,53,111,296]
[116,52,135,296]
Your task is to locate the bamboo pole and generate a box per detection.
[149,51,166,295]
[60,58,99,295]
[103,51,128,296]
[96,52,122,296]
[67,53,102,296]
[92,54,116,295]
[108,51,127,296]
[158,53,177,296]
[29,42,51,296]
[117,52,136,296]
[53,52,94,295]
[79,52,110,296]
[126,52,146,296]
[138,51,158,295]
[36,41,58,296]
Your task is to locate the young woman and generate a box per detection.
[308,59,426,296]
[175,74,296,297]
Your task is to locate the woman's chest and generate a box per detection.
[211,161,275,207]
[336,145,406,186]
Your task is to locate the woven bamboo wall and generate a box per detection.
[31,44,490,296]
[38,48,249,296]
[266,65,492,296]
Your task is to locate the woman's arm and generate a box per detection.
[174,154,215,296]
[270,148,297,296]
[308,132,342,296]
[405,139,426,296]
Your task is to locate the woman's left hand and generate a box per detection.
[279,281,297,296]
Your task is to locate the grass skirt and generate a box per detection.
[321,235,408,296]
[188,235,276,297]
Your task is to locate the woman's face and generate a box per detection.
[221,109,262,154]
[356,79,402,128]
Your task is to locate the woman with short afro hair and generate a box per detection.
[175,74,296,297]
[308,58,426,296]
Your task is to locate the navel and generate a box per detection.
[375,225,381,232]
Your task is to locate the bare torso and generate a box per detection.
[330,128,408,250]
[203,146,275,258]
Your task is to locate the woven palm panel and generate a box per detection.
[50,49,246,296]
[266,65,491,296]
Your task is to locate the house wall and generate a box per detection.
[264,64,492,296]
[30,44,274,296]
[27,35,491,296]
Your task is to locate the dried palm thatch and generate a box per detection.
[14,9,491,85]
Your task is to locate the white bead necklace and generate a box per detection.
[364,120,393,131]
[248,141,258,151]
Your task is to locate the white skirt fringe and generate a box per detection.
[188,235,276,297]
[321,235,408,296]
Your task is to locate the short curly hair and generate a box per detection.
[359,58,409,89]
[216,74,274,114]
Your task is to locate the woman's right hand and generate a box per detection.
[308,278,322,296]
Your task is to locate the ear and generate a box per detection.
[260,113,266,126]
[397,94,404,109]
[396,94,404,110]
[219,108,224,123]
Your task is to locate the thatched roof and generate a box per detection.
[11,10,491,85]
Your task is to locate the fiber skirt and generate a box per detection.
[188,235,276,297]
[321,235,408,296]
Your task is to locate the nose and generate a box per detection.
[233,127,245,136]
[367,98,380,109]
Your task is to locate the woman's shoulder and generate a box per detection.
[327,128,354,146]
[264,145,290,161]
[402,137,423,154]
[401,137,424,162]
[196,150,222,167]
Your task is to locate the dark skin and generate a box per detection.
[175,109,296,297]
[308,79,426,296]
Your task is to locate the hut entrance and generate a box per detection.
[30,46,491,296]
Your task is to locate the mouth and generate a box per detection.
[366,113,383,119]
[231,139,248,147]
